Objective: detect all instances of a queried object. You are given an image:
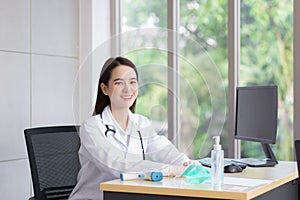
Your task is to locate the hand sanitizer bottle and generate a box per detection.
[211,136,224,189]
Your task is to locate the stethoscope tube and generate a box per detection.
[137,130,145,160]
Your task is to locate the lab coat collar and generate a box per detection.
[101,106,134,128]
[101,106,115,126]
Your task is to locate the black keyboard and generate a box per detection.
[198,157,247,169]
[231,158,277,167]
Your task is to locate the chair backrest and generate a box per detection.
[24,126,80,200]
[295,139,300,197]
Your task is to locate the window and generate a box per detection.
[121,0,169,135]
[120,0,227,159]
[240,0,294,160]
[179,0,228,158]
[117,0,295,160]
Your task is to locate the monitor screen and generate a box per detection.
[235,85,278,144]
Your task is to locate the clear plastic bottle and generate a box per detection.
[211,136,224,189]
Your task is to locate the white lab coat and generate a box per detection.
[69,106,189,200]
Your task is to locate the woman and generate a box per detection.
[69,57,191,200]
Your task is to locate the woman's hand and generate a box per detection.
[162,165,186,176]
[183,160,201,167]
[162,160,202,177]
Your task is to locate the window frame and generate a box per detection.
[294,1,300,144]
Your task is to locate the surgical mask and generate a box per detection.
[180,164,211,184]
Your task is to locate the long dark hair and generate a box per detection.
[93,57,139,115]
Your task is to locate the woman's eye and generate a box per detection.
[115,82,123,85]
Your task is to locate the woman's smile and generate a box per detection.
[121,95,133,100]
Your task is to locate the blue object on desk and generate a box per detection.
[120,171,163,182]
[141,172,163,182]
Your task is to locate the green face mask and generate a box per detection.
[180,164,211,184]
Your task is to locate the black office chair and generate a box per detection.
[295,139,300,198]
[24,126,80,200]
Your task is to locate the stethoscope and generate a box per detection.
[104,124,115,136]
[104,124,145,160]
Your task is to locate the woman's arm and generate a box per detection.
[141,125,190,166]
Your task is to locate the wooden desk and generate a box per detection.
[100,161,298,200]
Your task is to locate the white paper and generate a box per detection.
[206,177,272,187]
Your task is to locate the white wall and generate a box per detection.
[0,0,79,199]
[78,0,111,122]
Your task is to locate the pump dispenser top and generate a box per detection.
[213,136,222,151]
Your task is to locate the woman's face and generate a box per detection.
[101,65,138,110]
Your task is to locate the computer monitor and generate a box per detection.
[234,85,278,167]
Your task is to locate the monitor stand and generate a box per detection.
[232,143,278,167]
